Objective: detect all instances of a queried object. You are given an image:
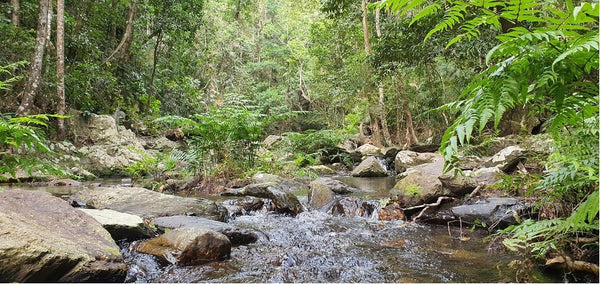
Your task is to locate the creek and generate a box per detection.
[6,177,560,283]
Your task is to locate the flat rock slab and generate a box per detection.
[0,189,126,282]
[152,216,257,246]
[79,208,155,241]
[72,186,228,221]
[134,227,231,266]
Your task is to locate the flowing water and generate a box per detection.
[4,178,560,283]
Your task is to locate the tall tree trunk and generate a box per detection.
[360,0,382,146]
[147,29,162,114]
[56,0,66,139]
[103,0,137,65]
[360,0,371,55]
[399,79,418,147]
[17,0,50,117]
[11,0,19,26]
[375,9,393,146]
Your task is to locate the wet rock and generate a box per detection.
[308,165,335,175]
[310,177,355,194]
[484,146,526,172]
[134,228,231,266]
[394,151,441,173]
[79,209,155,241]
[151,216,257,246]
[237,197,265,212]
[355,144,382,156]
[71,186,228,221]
[308,182,336,211]
[226,183,304,215]
[390,157,449,207]
[451,197,529,229]
[329,197,378,218]
[0,189,126,282]
[351,156,388,177]
[377,202,406,221]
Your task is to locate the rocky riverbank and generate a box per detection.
[2,113,588,282]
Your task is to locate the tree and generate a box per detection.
[11,0,19,27]
[382,0,599,263]
[56,0,65,139]
[16,0,51,117]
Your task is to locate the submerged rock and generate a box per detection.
[0,189,126,282]
[351,156,388,177]
[79,208,155,241]
[72,186,228,221]
[134,228,231,266]
[152,216,258,246]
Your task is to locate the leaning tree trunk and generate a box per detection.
[11,0,19,26]
[16,0,50,117]
[56,0,65,139]
[103,0,137,65]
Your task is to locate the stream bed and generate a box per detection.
[5,178,561,283]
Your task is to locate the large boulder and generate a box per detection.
[485,146,526,172]
[71,186,228,221]
[394,151,441,173]
[134,228,231,266]
[0,189,127,282]
[151,216,257,246]
[355,144,382,156]
[79,209,155,241]
[390,157,449,207]
[310,177,355,194]
[438,167,503,196]
[68,112,151,176]
[351,156,388,177]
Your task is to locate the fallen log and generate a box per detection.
[403,196,456,222]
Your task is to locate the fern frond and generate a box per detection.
[552,30,599,70]
[425,1,468,41]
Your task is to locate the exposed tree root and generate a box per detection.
[545,256,599,275]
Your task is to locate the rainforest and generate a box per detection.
[0,0,598,282]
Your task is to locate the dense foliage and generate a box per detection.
[382,0,598,264]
